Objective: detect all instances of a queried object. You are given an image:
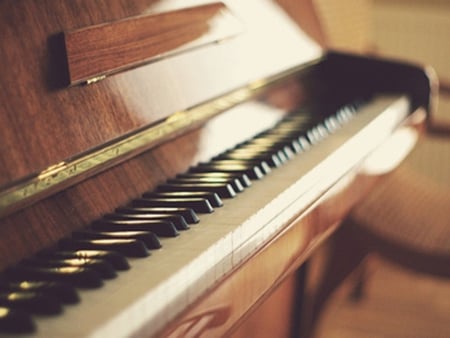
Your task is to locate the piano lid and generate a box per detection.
[0,0,322,215]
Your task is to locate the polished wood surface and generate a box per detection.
[64,2,243,85]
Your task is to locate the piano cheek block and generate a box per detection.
[59,238,150,258]
[0,292,63,315]
[115,207,200,225]
[104,213,190,231]
[72,229,163,250]
[132,198,215,214]
[91,219,179,238]
[0,307,36,334]
[37,250,131,272]
[20,257,118,280]
[0,281,79,305]
[5,266,104,289]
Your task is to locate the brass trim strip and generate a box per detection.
[0,62,318,217]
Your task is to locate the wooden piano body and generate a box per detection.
[0,0,435,336]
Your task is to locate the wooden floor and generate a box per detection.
[312,254,450,338]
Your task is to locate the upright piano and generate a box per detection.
[0,0,435,336]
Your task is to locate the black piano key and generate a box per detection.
[306,124,328,144]
[92,219,179,237]
[215,151,283,168]
[38,250,130,271]
[156,183,236,199]
[0,307,35,334]
[5,266,103,289]
[225,141,289,154]
[177,172,252,188]
[285,138,304,154]
[132,197,214,214]
[254,135,304,152]
[168,176,244,193]
[260,132,311,152]
[295,135,311,151]
[323,115,341,132]
[336,105,357,123]
[274,113,314,127]
[206,159,272,175]
[59,238,150,258]
[73,230,162,250]
[316,124,331,137]
[143,191,223,208]
[233,143,295,161]
[0,281,79,304]
[21,257,117,280]
[189,163,264,180]
[106,212,189,231]
[244,146,292,161]
[264,123,312,136]
[0,291,62,315]
[116,207,199,224]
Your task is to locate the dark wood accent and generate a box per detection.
[64,2,242,85]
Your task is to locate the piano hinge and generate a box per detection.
[85,75,107,85]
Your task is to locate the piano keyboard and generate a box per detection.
[0,95,410,337]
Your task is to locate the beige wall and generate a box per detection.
[373,0,450,83]
[312,0,450,84]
